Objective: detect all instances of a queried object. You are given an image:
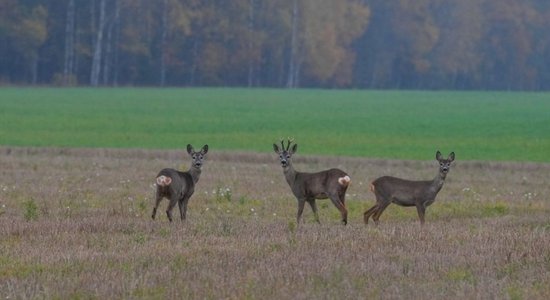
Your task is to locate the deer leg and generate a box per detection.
[372,201,391,225]
[363,204,378,224]
[178,196,190,221]
[416,204,426,225]
[166,197,178,222]
[307,199,320,224]
[152,192,163,220]
[296,198,306,224]
[329,194,348,225]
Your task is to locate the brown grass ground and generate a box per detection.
[1,147,549,299]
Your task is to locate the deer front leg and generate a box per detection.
[416,203,426,225]
[307,199,320,224]
[296,198,306,224]
[178,196,190,221]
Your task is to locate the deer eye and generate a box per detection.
[286,155,290,159]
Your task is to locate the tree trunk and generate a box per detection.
[103,6,116,85]
[286,0,299,88]
[113,0,120,86]
[160,0,168,86]
[247,0,255,87]
[31,56,38,85]
[189,38,199,86]
[63,0,75,85]
[90,0,106,86]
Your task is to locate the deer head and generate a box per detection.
[273,139,297,168]
[436,150,455,175]
[187,144,209,168]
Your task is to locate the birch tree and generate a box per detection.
[90,0,106,86]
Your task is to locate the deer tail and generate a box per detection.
[338,175,351,187]
[156,175,172,187]
[369,181,375,193]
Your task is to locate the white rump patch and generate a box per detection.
[156,175,172,186]
[338,175,351,186]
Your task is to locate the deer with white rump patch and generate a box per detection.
[152,144,208,222]
[273,139,351,225]
[363,151,455,225]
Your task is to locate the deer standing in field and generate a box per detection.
[152,144,208,222]
[363,151,455,225]
[273,139,351,225]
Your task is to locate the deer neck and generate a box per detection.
[283,163,298,187]
[430,171,447,193]
[188,166,202,184]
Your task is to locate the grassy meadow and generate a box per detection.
[1,88,550,298]
[1,147,549,299]
[0,88,549,161]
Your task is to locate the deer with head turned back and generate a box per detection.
[152,144,208,222]
[364,151,455,225]
[273,139,351,225]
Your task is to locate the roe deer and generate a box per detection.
[273,139,351,225]
[152,144,209,222]
[363,151,455,225]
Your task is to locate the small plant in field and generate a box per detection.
[287,220,297,246]
[137,199,147,215]
[215,186,232,202]
[220,219,233,236]
[506,285,523,300]
[158,228,170,238]
[446,267,475,284]
[22,198,38,221]
[134,233,146,245]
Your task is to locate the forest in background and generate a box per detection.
[2,0,550,90]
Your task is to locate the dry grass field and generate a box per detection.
[1,147,549,299]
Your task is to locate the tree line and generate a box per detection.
[2,0,550,90]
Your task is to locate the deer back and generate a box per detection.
[292,168,348,198]
[157,168,195,198]
[372,176,437,205]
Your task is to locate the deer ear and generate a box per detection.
[273,143,280,153]
[436,150,442,161]
[290,143,298,154]
[187,144,194,155]
[201,145,209,155]
[448,152,455,162]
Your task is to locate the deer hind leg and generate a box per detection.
[152,189,164,220]
[166,196,178,222]
[372,201,391,225]
[307,199,320,224]
[329,194,348,225]
[363,204,378,224]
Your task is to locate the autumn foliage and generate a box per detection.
[1,0,550,90]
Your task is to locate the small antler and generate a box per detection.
[285,137,294,151]
[280,139,285,151]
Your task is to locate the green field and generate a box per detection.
[1,88,549,161]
